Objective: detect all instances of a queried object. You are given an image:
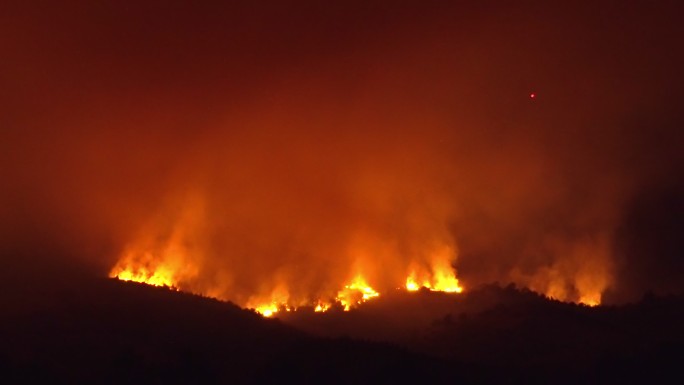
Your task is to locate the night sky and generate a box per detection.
[1,1,683,305]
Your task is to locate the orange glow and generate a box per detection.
[314,301,331,312]
[406,277,420,291]
[513,237,611,307]
[246,284,294,317]
[579,294,601,307]
[108,205,612,316]
[10,0,663,323]
[110,233,466,316]
[405,272,463,293]
[109,193,204,291]
[255,304,278,317]
[535,280,603,307]
[111,263,176,288]
[336,276,380,311]
[404,246,464,293]
[109,249,193,289]
[246,277,381,316]
[430,261,464,293]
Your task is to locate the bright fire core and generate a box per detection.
[109,250,466,316]
[109,221,605,313]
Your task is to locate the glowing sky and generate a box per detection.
[1,1,683,304]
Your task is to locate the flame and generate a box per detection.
[107,192,473,317]
[404,246,464,293]
[578,294,601,307]
[252,303,297,317]
[406,277,421,291]
[109,193,203,290]
[248,276,380,315]
[246,284,294,317]
[512,237,611,307]
[255,304,278,317]
[431,267,464,293]
[109,249,194,289]
[533,278,603,307]
[405,272,463,293]
[109,236,465,316]
[314,301,331,312]
[111,263,176,288]
[336,275,380,311]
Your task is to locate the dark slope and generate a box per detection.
[2,278,683,384]
[281,285,684,384]
[420,288,684,384]
[0,278,455,384]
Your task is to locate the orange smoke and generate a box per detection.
[12,2,680,309]
[335,275,380,311]
[405,245,463,293]
[109,221,463,315]
[508,236,612,306]
[109,193,205,291]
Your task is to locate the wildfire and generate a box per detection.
[255,304,279,317]
[336,276,380,311]
[516,238,611,308]
[406,277,421,291]
[404,251,464,293]
[314,301,331,312]
[111,265,176,288]
[108,193,475,317]
[431,267,464,293]
[578,294,601,307]
[109,243,467,317]
[109,204,203,291]
[109,251,186,289]
[247,284,294,317]
[247,277,380,315]
[253,303,295,317]
[405,274,463,293]
[108,230,470,317]
[107,237,611,314]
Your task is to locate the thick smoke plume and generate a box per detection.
[2,1,683,305]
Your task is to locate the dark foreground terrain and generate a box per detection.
[1,277,682,384]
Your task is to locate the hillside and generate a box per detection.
[0,278,453,384]
[1,278,682,384]
[282,285,684,383]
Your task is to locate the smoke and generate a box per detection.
[2,1,683,304]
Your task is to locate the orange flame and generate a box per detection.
[404,245,463,293]
[246,284,294,317]
[109,249,195,289]
[335,275,380,311]
[109,243,465,316]
[314,301,331,312]
[512,236,611,307]
[245,276,381,315]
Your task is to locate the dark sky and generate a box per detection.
[1,1,683,304]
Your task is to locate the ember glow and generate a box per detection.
[246,284,296,317]
[405,274,463,294]
[404,246,464,293]
[5,2,683,311]
[110,259,175,288]
[335,276,380,311]
[108,245,455,315]
[108,200,203,290]
[110,251,187,290]
[106,189,469,315]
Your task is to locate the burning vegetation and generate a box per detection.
[110,241,463,316]
[107,199,603,314]
[11,0,677,313]
[107,186,604,312]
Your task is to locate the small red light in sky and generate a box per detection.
[529,93,536,99]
